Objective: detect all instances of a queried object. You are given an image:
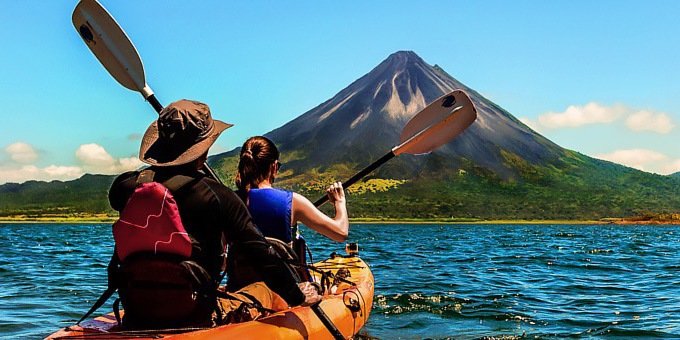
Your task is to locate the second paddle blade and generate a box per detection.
[397,90,477,155]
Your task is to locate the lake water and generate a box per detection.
[1,223,680,339]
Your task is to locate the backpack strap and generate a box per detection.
[74,286,116,325]
[136,168,196,193]
[163,175,196,193]
[112,298,122,325]
[136,169,155,185]
[215,290,276,314]
[74,251,121,326]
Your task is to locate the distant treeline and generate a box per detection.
[1,158,679,221]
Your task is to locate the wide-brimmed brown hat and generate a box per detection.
[139,99,232,166]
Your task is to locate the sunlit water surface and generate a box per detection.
[1,223,679,339]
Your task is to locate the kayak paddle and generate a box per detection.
[71,0,222,183]
[307,89,477,339]
[313,89,478,206]
[311,301,345,340]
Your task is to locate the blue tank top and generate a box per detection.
[247,188,293,243]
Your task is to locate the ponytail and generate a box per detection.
[235,136,280,192]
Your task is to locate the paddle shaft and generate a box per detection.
[313,151,395,207]
[144,94,222,183]
[311,303,345,340]
[146,93,163,113]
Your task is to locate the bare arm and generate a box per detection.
[292,182,349,242]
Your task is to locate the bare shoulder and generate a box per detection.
[292,192,314,208]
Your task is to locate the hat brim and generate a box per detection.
[139,119,232,167]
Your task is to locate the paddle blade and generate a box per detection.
[395,90,477,155]
[72,0,147,94]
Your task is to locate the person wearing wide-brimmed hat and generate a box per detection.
[107,99,320,327]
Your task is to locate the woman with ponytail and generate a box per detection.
[235,136,349,244]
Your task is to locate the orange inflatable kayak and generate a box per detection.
[46,254,373,340]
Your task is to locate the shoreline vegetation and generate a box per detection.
[1,213,679,225]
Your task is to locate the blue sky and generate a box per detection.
[1,1,679,184]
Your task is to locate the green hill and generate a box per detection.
[0,174,115,217]
[210,149,680,220]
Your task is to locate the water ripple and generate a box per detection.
[3,223,680,339]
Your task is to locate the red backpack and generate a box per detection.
[113,170,192,261]
[111,170,215,329]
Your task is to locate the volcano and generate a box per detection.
[214,51,568,180]
[208,51,680,219]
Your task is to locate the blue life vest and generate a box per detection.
[247,188,293,243]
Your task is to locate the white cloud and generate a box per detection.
[75,143,143,174]
[76,144,116,167]
[0,142,143,184]
[625,110,675,134]
[0,142,83,184]
[531,102,676,135]
[5,142,38,164]
[518,117,542,133]
[538,102,626,129]
[593,148,680,174]
[43,165,84,178]
[662,159,680,175]
[118,156,144,171]
[0,165,83,184]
